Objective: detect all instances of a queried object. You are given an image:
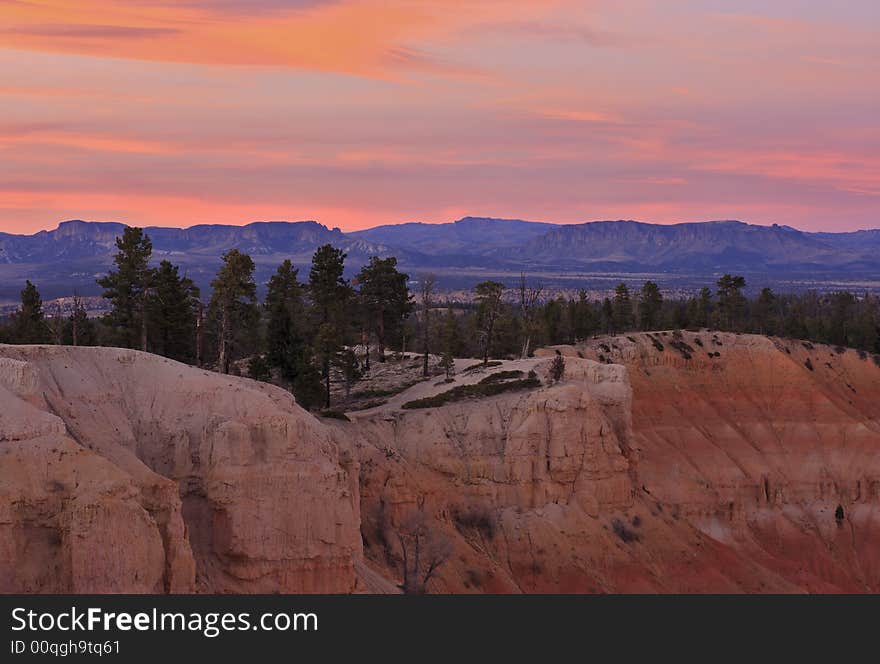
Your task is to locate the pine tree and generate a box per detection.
[65,293,95,346]
[265,260,307,385]
[474,280,504,365]
[355,256,412,366]
[754,287,777,335]
[716,275,747,330]
[149,260,200,363]
[612,283,633,331]
[439,303,459,379]
[247,354,271,382]
[693,287,713,328]
[97,227,155,350]
[570,290,595,342]
[543,297,564,344]
[639,281,663,331]
[601,297,614,334]
[419,274,436,377]
[292,346,324,411]
[11,280,49,343]
[208,249,258,374]
[333,347,362,398]
[308,245,352,409]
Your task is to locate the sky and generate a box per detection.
[0,0,878,234]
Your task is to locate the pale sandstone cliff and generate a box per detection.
[0,345,361,593]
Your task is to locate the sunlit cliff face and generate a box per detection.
[1,1,878,233]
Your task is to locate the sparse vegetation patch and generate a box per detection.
[402,372,541,409]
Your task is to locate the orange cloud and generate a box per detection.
[0,0,570,79]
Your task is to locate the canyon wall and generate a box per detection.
[0,346,362,593]
[351,333,880,592]
[3,333,880,593]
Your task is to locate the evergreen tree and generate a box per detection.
[11,280,48,343]
[612,283,634,331]
[308,245,352,409]
[208,249,259,374]
[543,297,565,344]
[753,287,777,335]
[716,274,747,330]
[639,281,663,331]
[474,281,505,365]
[356,257,412,366]
[247,354,271,382]
[334,347,362,398]
[570,290,595,342]
[419,274,436,377]
[64,293,95,346]
[265,260,307,384]
[97,227,155,350]
[293,346,324,411]
[149,260,200,362]
[439,304,458,379]
[693,287,713,328]
[601,297,614,333]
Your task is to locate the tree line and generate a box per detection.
[2,227,879,410]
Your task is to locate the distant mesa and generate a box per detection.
[1,216,878,302]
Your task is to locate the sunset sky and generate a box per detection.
[1,0,878,234]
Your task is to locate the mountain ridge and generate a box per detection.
[1,216,878,301]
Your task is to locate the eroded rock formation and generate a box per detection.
[0,346,361,593]
[3,333,880,593]
[350,333,880,592]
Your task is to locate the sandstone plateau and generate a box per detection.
[2,333,880,593]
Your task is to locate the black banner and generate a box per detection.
[0,594,872,661]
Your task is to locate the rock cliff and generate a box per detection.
[0,346,361,593]
[3,333,880,593]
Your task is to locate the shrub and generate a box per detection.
[350,381,419,400]
[247,355,271,382]
[402,375,541,409]
[611,518,639,543]
[464,569,484,588]
[549,352,566,383]
[804,358,814,371]
[453,505,497,540]
[319,410,350,421]
[478,370,524,384]
[669,339,694,360]
[462,361,502,373]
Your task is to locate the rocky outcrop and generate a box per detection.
[350,334,880,593]
[0,345,361,593]
[541,332,880,591]
[349,357,643,592]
